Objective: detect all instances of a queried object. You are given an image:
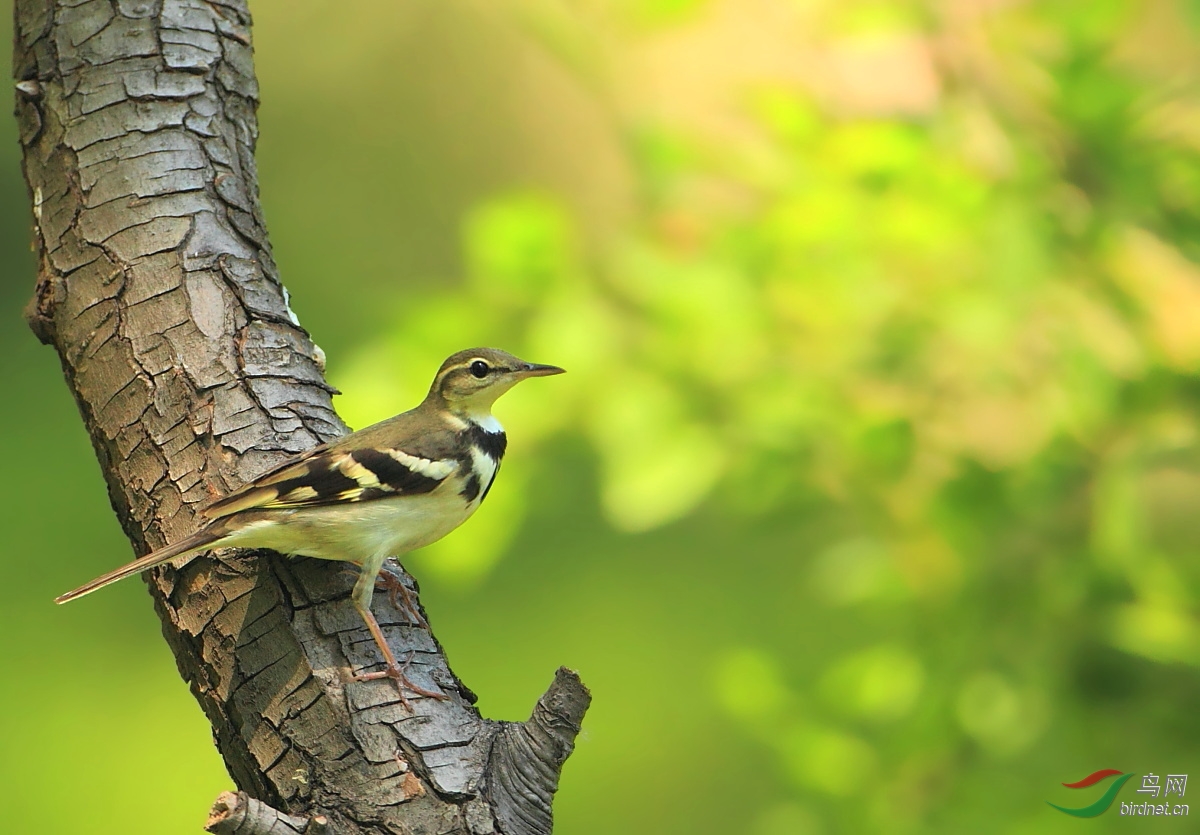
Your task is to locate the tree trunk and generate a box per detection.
[12,3,590,833]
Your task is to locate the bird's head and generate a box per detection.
[428,347,564,417]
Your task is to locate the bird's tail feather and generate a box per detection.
[55,527,222,604]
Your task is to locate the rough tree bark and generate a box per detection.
[12,3,590,833]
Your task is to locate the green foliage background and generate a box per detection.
[3,1,1199,832]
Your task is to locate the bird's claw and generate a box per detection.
[350,650,448,709]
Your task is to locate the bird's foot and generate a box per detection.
[374,564,428,629]
[351,651,449,708]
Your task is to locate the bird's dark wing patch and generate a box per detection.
[350,448,444,494]
[204,448,457,517]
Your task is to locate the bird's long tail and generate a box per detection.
[55,527,223,604]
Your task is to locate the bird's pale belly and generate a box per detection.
[223,487,480,566]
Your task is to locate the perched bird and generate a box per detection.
[56,347,563,700]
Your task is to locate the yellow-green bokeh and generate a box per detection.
[4,1,1199,832]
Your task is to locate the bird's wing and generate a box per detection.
[204,442,460,519]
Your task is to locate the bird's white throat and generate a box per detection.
[466,412,504,434]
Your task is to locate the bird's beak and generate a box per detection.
[519,362,565,378]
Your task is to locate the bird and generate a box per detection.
[56,347,564,702]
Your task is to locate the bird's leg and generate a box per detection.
[347,568,448,704]
[339,563,426,627]
[374,562,428,629]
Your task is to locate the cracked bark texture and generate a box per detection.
[12,2,590,833]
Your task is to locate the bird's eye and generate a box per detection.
[470,360,490,379]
